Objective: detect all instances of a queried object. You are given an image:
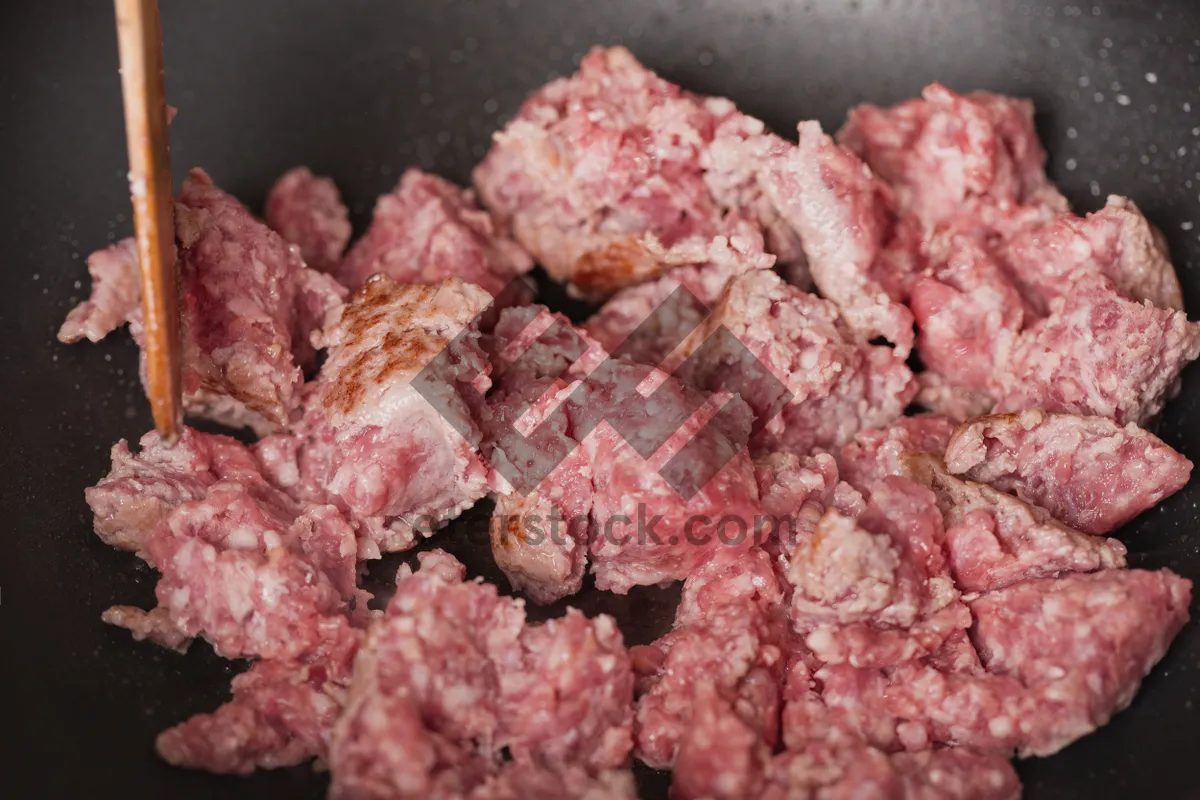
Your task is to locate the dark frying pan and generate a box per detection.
[3,1,1200,797]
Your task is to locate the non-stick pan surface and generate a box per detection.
[3,1,1200,797]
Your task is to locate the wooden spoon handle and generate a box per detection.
[114,0,181,443]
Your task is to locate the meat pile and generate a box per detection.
[62,46,1196,799]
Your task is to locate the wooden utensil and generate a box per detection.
[114,0,181,443]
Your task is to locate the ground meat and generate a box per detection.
[61,171,347,433]
[489,379,594,604]
[945,410,1193,535]
[156,619,361,774]
[904,452,1127,593]
[839,83,1066,229]
[997,195,1183,315]
[685,269,916,457]
[634,549,787,770]
[467,764,638,800]
[336,169,533,295]
[915,372,996,423]
[144,482,354,661]
[816,635,1031,755]
[174,168,348,433]
[839,414,957,496]
[101,606,191,653]
[294,276,494,553]
[909,231,1027,394]
[669,681,774,800]
[760,121,914,352]
[499,609,635,771]
[264,166,352,274]
[473,46,799,297]
[583,227,775,368]
[969,569,1192,756]
[86,427,265,554]
[993,271,1200,425]
[57,237,141,343]
[328,550,634,798]
[788,477,970,668]
[754,451,840,520]
[543,355,763,592]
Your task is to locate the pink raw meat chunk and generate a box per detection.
[969,569,1191,755]
[787,477,970,668]
[583,227,774,368]
[685,269,916,457]
[328,550,634,799]
[839,83,1066,229]
[467,764,638,800]
[277,277,494,554]
[904,452,1127,593]
[909,231,1028,395]
[57,237,141,344]
[264,166,352,274]
[633,548,786,770]
[141,482,357,661]
[499,609,635,771]
[473,46,801,297]
[101,606,191,653]
[945,410,1193,535]
[916,371,996,423]
[60,170,348,434]
[570,360,764,592]
[175,168,348,433]
[336,169,533,295]
[998,194,1183,315]
[839,413,957,495]
[760,121,915,352]
[86,427,266,554]
[156,620,362,774]
[994,271,1200,425]
[485,307,603,603]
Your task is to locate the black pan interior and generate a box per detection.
[2,1,1200,797]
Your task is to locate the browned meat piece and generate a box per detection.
[685,269,916,457]
[839,413,957,496]
[336,169,532,295]
[269,277,494,554]
[839,83,1067,229]
[969,569,1191,756]
[328,550,634,799]
[264,166,352,274]
[760,121,915,352]
[583,227,774,368]
[787,477,971,668]
[473,46,802,297]
[905,452,1127,592]
[945,410,1193,535]
[86,427,265,554]
[998,195,1183,315]
[56,237,141,343]
[156,621,362,774]
[61,170,348,433]
[994,271,1200,425]
[633,549,786,770]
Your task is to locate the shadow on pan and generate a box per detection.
[1,1,1199,797]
